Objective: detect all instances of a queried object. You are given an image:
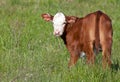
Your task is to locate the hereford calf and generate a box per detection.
[41,11,113,68]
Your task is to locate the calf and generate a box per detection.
[41,11,113,68]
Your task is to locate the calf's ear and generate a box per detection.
[41,13,53,22]
[66,16,77,23]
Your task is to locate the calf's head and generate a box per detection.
[41,12,77,36]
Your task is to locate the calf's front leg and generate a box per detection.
[68,51,79,68]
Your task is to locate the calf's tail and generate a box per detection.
[95,11,103,53]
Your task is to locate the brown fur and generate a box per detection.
[41,11,113,68]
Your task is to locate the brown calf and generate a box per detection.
[41,11,113,68]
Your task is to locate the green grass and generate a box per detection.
[0,0,120,82]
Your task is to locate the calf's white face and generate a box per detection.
[52,12,66,36]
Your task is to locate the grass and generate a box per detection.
[0,0,120,82]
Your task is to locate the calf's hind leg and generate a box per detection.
[85,42,95,65]
[101,40,112,68]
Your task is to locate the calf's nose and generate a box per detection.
[54,31,60,36]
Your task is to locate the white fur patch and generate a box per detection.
[80,52,86,58]
[52,12,66,36]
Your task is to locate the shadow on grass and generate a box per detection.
[111,60,120,71]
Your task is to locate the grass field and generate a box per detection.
[0,0,120,82]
